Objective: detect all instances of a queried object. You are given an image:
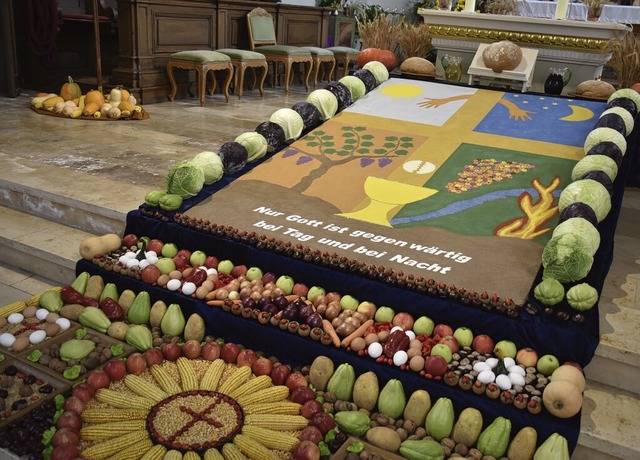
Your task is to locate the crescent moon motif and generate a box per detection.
[560,104,594,122]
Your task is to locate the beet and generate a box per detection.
[595,113,626,136]
[586,141,624,167]
[323,82,352,112]
[580,170,614,196]
[352,69,377,93]
[558,202,598,226]
[606,97,638,117]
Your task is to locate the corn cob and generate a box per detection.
[81,408,150,423]
[176,357,199,391]
[244,414,309,431]
[150,364,182,394]
[80,419,147,440]
[243,401,301,415]
[81,430,149,460]
[228,374,273,400]
[222,443,249,460]
[109,437,153,460]
[140,444,167,460]
[218,366,252,395]
[236,385,290,407]
[233,433,280,460]
[183,452,200,460]
[204,448,225,460]
[95,388,154,410]
[124,374,169,402]
[242,425,300,451]
[199,359,225,391]
[163,449,183,460]
[0,301,26,317]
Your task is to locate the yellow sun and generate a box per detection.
[380,83,424,101]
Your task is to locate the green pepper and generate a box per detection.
[42,426,56,446]
[54,394,65,410]
[347,441,365,454]
[318,442,331,457]
[27,349,43,363]
[63,364,82,380]
[75,328,87,340]
[111,343,124,357]
[324,429,336,443]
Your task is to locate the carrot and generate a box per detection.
[322,319,341,347]
[285,294,300,303]
[341,319,374,348]
[206,299,241,307]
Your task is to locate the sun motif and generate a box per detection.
[379,83,424,102]
[79,358,305,459]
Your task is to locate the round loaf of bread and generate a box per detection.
[575,80,616,99]
[400,57,436,77]
[482,40,522,73]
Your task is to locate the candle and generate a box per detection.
[464,0,476,12]
[555,0,569,20]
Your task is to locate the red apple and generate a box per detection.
[146,239,164,254]
[424,355,448,377]
[231,264,248,278]
[236,349,259,368]
[51,444,80,460]
[56,411,83,431]
[300,399,324,420]
[252,356,273,376]
[262,272,277,285]
[324,291,341,303]
[298,425,323,444]
[172,254,189,270]
[392,312,415,331]
[310,411,336,435]
[161,342,182,361]
[140,264,161,284]
[86,370,111,390]
[122,234,138,248]
[204,255,219,269]
[103,359,126,381]
[176,249,192,261]
[63,396,86,415]
[201,342,221,361]
[125,352,148,374]
[291,385,316,404]
[439,335,460,354]
[472,334,495,355]
[144,347,165,366]
[286,371,308,391]
[220,343,241,364]
[52,427,80,448]
[293,440,321,460]
[270,363,292,385]
[433,323,454,339]
[515,347,539,367]
[292,283,309,298]
[182,340,202,359]
[71,383,95,403]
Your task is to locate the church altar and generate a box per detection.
[419,9,631,94]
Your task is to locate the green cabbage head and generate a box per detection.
[542,233,594,283]
[306,89,338,120]
[363,61,390,84]
[339,75,366,102]
[191,151,224,185]
[166,160,205,198]
[533,278,565,306]
[558,179,612,223]
[552,217,600,256]
[571,155,618,183]
[270,108,303,142]
[566,283,598,311]
[234,132,268,162]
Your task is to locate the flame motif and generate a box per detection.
[495,177,561,239]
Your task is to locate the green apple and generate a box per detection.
[217,260,234,274]
[374,306,395,323]
[536,354,560,376]
[453,327,474,347]
[161,242,179,258]
[339,295,359,311]
[189,250,207,267]
[245,267,263,281]
[307,286,325,302]
[156,257,176,275]
[430,343,453,363]
[494,340,517,359]
[413,316,435,336]
[276,275,295,295]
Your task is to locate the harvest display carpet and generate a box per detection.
[189,79,606,305]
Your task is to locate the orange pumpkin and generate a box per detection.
[631,82,640,93]
[356,48,398,72]
[120,88,131,102]
[60,76,82,101]
[85,90,105,107]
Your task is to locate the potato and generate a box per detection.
[59,304,85,321]
[366,426,402,452]
[308,355,335,391]
[106,321,129,341]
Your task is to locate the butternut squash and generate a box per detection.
[79,233,123,260]
[550,365,586,393]
[542,379,583,418]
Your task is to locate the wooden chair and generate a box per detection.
[216,49,268,99]
[302,47,336,88]
[327,46,361,78]
[246,7,313,94]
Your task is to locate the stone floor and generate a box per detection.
[0,82,639,459]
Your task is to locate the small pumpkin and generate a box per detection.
[542,379,583,418]
[118,100,135,115]
[356,48,398,71]
[83,102,100,116]
[85,90,105,107]
[60,76,82,101]
[120,88,131,102]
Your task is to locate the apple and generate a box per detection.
[176,249,192,260]
[144,347,165,366]
[204,256,219,269]
[276,275,295,295]
[300,399,324,419]
[86,369,111,390]
[262,272,277,284]
[433,323,454,339]
[172,254,189,270]
[63,396,86,415]
[356,301,377,319]
[56,411,82,431]
[494,340,518,359]
[290,386,316,404]
[161,342,182,361]
[424,355,449,377]
[201,342,221,361]
[292,283,309,298]
[374,306,395,323]
[217,260,234,274]
[221,343,241,364]
[286,371,308,391]
[270,363,292,385]
[293,440,321,460]
[306,286,325,302]
[310,412,336,436]
[146,239,164,254]
[537,354,560,376]
[122,234,138,248]
[413,316,435,336]
[236,349,259,368]
[453,327,473,347]
[252,357,274,376]
[298,425,323,444]
[393,312,415,331]
[515,347,539,367]
[430,343,453,363]
[161,242,179,258]
[71,383,95,403]
[52,445,81,460]
[140,264,161,284]
[156,257,176,275]
[52,426,80,448]
[339,295,359,311]
[472,334,495,355]
[103,359,126,381]
[126,353,148,374]
[182,340,202,359]
[189,250,207,267]
[231,264,248,278]
[439,335,460,354]
[246,266,263,281]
